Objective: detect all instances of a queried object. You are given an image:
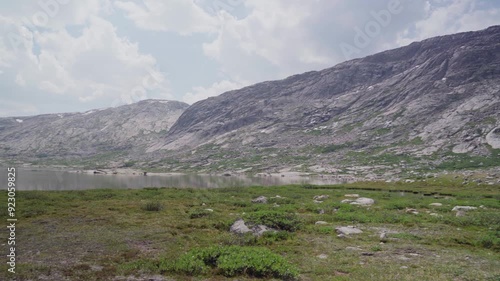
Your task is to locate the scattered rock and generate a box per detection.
[341,199,354,203]
[379,232,388,242]
[429,203,442,207]
[313,195,329,200]
[400,266,409,269]
[336,226,363,235]
[344,194,359,198]
[452,206,477,211]
[405,208,419,215]
[350,197,375,206]
[251,196,268,204]
[229,219,274,236]
[317,254,328,259]
[346,246,362,251]
[318,209,325,214]
[315,221,328,225]
[429,213,440,217]
[313,200,324,204]
[456,210,466,217]
[230,219,251,234]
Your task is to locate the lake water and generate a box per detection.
[0,168,347,190]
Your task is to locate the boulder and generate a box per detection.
[251,196,268,204]
[316,254,328,259]
[452,206,477,211]
[336,226,363,235]
[313,195,329,200]
[230,219,251,234]
[405,208,419,215]
[351,197,375,206]
[229,219,274,236]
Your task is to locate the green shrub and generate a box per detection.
[244,211,302,232]
[169,246,299,280]
[141,201,163,212]
[260,231,294,244]
[476,231,500,250]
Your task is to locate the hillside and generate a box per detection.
[150,26,500,175]
[0,100,189,167]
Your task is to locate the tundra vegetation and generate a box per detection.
[0,177,498,280]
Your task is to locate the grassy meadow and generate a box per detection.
[0,179,499,280]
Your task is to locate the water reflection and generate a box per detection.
[0,168,346,191]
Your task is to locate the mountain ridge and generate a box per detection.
[1,26,499,176]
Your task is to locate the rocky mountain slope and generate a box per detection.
[152,26,500,175]
[1,26,499,176]
[0,100,189,165]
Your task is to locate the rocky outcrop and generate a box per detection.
[0,100,189,161]
[158,26,500,171]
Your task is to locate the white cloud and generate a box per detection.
[15,74,26,86]
[0,14,170,106]
[183,79,248,104]
[114,0,219,35]
[203,1,334,80]
[397,0,500,45]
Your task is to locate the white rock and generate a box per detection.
[341,199,353,203]
[251,196,268,204]
[230,219,251,234]
[350,197,375,206]
[317,254,328,259]
[315,221,328,225]
[429,203,442,207]
[336,226,363,235]
[313,195,329,200]
[452,206,477,211]
[344,194,359,198]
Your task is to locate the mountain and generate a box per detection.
[155,26,500,175]
[0,100,189,165]
[2,27,499,176]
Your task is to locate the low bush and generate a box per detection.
[141,201,163,212]
[244,211,302,232]
[169,246,299,280]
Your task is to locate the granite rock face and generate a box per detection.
[158,26,500,170]
[0,100,189,161]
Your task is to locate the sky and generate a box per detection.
[0,0,499,117]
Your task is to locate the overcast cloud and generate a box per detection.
[0,0,499,116]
